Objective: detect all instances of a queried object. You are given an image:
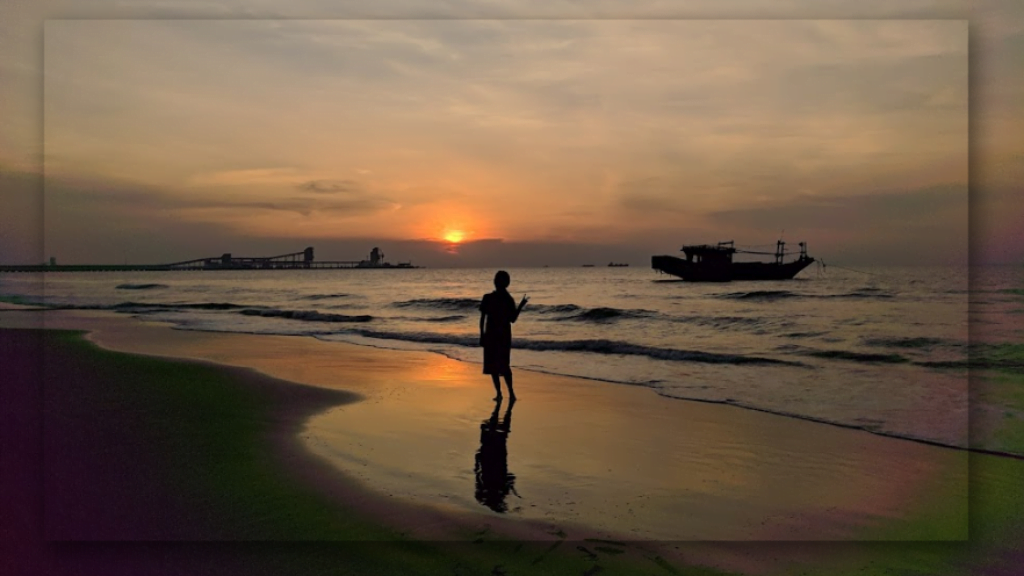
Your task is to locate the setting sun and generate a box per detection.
[443,230,465,243]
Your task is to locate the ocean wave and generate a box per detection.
[915,360,969,369]
[115,283,168,290]
[532,303,582,314]
[330,328,802,366]
[800,349,910,364]
[916,357,1024,371]
[392,297,480,311]
[300,293,353,300]
[321,303,369,311]
[545,306,656,323]
[862,336,957,349]
[963,343,1024,372]
[718,290,798,301]
[827,289,894,299]
[674,315,762,329]
[402,315,467,323]
[514,339,799,365]
[113,301,255,311]
[981,356,1024,369]
[718,288,894,301]
[239,308,373,323]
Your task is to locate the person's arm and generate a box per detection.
[479,295,488,346]
[511,294,528,323]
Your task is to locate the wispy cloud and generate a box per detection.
[188,168,308,187]
[296,179,363,194]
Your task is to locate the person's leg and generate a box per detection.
[491,374,503,400]
[503,371,516,400]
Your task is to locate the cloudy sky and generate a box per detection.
[1,1,1021,267]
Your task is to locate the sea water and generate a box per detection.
[4,264,1018,452]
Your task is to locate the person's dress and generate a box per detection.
[480,290,517,375]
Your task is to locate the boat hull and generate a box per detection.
[651,255,815,282]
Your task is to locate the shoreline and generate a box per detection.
[3,303,983,457]
[4,308,1024,574]
[6,309,969,539]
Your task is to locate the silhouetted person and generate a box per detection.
[474,398,518,513]
[479,270,528,400]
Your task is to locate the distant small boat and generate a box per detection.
[652,240,814,282]
[608,262,629,267]
[582,264,595,267]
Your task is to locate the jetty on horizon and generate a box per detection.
[0,247,419,273]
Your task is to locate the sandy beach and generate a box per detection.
[3,308,1023,575]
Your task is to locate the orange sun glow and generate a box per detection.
[443,230,465,243]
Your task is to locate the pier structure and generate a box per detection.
[0,247,418,272]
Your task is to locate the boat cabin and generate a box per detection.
[681,241,736,264]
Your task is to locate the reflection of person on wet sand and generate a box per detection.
[474,398,518,513]
[479,270,528,401]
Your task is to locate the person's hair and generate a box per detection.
[493,270,511,289]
